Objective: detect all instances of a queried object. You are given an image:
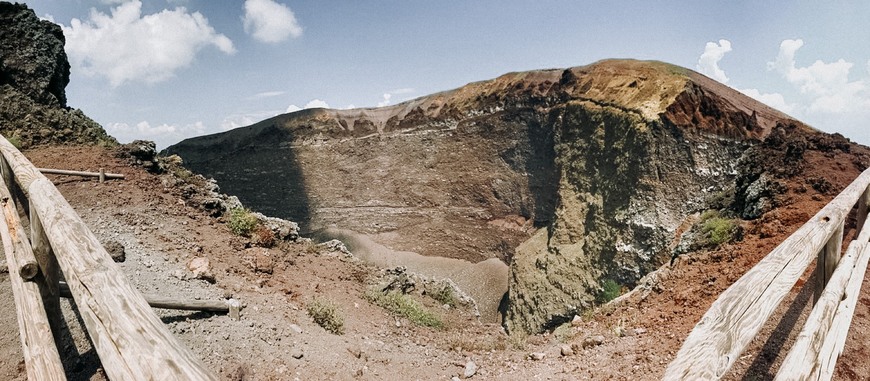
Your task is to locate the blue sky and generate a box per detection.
[22,0,870,148]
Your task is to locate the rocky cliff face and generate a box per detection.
[167,59,830,333]
[0,2,115,147]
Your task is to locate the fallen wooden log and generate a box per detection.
[58,281,234,313]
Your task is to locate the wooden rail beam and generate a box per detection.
[38,168,125,181]
[57,282,233,312]
[663,167,870,380]
[816,231,870,379]
[0,174,65,380]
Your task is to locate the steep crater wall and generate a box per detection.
[506,101,746,334]
[167,60,800,330]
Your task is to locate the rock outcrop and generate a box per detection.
[0,2,115,147]
[167,59,854,334]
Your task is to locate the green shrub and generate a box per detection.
[228,207,258,237]
[700,210,739,246]
[430,285,457,307]
[7,136,21,149]
[597,279,622,303]
[365,290,443,329]
[307,298,344,334]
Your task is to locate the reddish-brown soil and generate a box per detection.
[1,145,869,380]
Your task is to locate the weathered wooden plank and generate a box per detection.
[57,282,232,312]
[774,226,870,380]
[816,233,870,380]
[28,177,217,380]
[663,167,870,380]
[31,199,62,343]
[814,222,843,304]
[38,168,124,180]
[0,176,66,380]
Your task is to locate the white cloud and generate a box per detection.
[285,99,331,113]
[304,99,329,109]
[248,91,286,100]
[697,40,795,116]
[106,120,206,148]
[62,1,235,86]
[391,88,415,95]
[697,39,732,84]
[376,88,416,107]
[377,93,392,107]
[243,0,302,43]
[739,88,795,114]
[768,39,869,114]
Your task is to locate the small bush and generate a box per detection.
[307,298,344,335]
[597,279,622,304]
[7,136,21,149]
[228,207,258,237]
[365,290,443,329]
[700,210,739,246]
[430,285,457,307]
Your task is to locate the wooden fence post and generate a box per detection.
[855,186,870,233]
[30,200,62,343]
[815,222,844,304]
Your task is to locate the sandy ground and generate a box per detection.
[0,145,869,380]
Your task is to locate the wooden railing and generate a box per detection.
[0,135,215,380]
[664,168,870,380]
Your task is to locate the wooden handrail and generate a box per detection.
[0,169,65,380]
[664,167,870,380]
[0,135,216,380]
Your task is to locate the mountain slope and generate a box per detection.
[167,59,855,333]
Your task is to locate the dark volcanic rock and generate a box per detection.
[0,2,68,107]
[0,2,115,148]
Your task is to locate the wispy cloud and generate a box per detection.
[243,0,302,43]
[248,91,286,100]
[62,1,234,86]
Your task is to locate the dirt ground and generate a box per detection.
[0,145,869,380]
